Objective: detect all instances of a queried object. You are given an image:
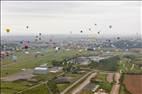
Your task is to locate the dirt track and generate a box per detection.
[1,69,34,81]
[106,73,114,83]
[110,72,121,94]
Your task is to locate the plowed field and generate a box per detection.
[123,74,142,94]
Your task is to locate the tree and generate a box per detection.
[47,79,60,94]
[52,60,62,66]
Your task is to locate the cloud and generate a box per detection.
[1,1,141,36]
[2,1,141,15]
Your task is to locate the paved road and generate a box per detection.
[71,72,97,94]
[60,71,93,94]
[110,84,120,94]
[110,72,121,94]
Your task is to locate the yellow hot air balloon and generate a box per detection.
[6,28,10,33]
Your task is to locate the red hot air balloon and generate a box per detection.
[24,45,29,49]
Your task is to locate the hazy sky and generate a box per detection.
[1,1,142,37]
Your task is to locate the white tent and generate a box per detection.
[33,67,48,74]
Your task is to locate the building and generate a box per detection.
[33,67,48,74]
[49,67,63,73]
[76,57,91,65]
[85,47,96,51]
[0,51,12,59]
[88,56,106,62]
[25,51,29,54]
[54,77,73,84]
[40,64,48,68]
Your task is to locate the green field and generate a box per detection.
[1,48,142,94]
[1,49,95,94]
[91,72,113,92]
[21,84,49,94]
[1,49,95,77]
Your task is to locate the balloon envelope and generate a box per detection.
[20,41,23,44]
[80,30,83,33]
[26,26,29,29]
[109,25,112,29]
[117,37,120,40]
[39,33,42,36]
[6,28,10,33]
[24,45,29,49]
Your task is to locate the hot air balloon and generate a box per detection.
[108,40,111,42]
[94,24,97,26]
[97,31,100,34]
[109,25,112,29]
[24,45,29,49]
[20,41,23,44]
[117,37,120,40]
[6,28,10,33]
[39,33,42,36]
[80,30,83,33]
[39,37,41,40]
[89,28,91,31]
[36,36,38,38]
[26,26,29,29]
[106,39,111,42]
